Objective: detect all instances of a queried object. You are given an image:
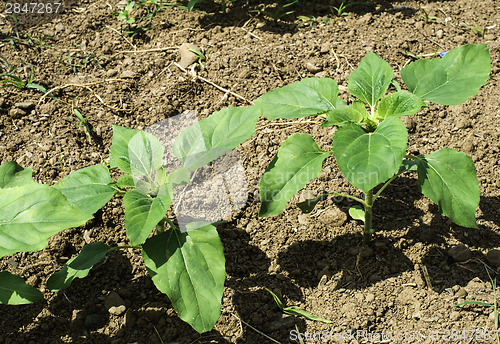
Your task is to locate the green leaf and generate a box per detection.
[296,193,329,213]
[401,44,491,105]
[377,91,426,119]
[322,102,365,127]
[0,184,92,258]
[348,51,393,107]
[255,78,340,120]
[413,149,479,228]
[115,174,135,188]
[0,161,34,188]
[283,306,332,323]
[0,271,43,305]
[46,242,112,291]
[332,117,408,192]
[259,133,330,217]
[109,125,140,173]
[187,0,204,10]
[142,223,225,333]
[53,164,116,215]
[454,301,493,307]
[166,167,191,188]
[172,106,260,170]
[123,186,171,245]
[349,205,365,222]
[129,131,165,177]
[266,289,285,310]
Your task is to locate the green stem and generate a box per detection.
[164,217,178,231]
[373,174,398,201]
[363,189,374,245]
[330,190,366,205]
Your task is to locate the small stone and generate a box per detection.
[105,291,126,316]
[448,244,472,262]
[15,101,35,110]
[306,61,322,74]
[401,116,416,133]
[298,214,309,225]
[319,206,347,227]
[9,108,27,119]
[486,249,500,266]
[455,288,467,298]
[179,43,201,69]
[84,314,106,330]
[449,311,461,321]
[436,29,444,39]
[106,69,118,77]
[320,43,330,54]
[120,70,137,78]
[489,310,499,324]
[365,293,375,302]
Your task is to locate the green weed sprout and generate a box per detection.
[72,98,92,143]
[328,1,369,17]
[0,68,58,101]
[254,44,490,244]
[189,48,206,69]
[267,288,331,323]
[250,0,298,22]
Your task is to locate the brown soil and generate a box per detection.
[1,0,499,343]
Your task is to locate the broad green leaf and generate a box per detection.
[0,271,43,305]
[296,193,329,213]
[142,222,225,333]
[0,161,34,188]
[128,131,165,177]
[167,167,191,188]
[0,184,92,258]
[123,186,171,245]
[53,164,116,215]
[260,133,331,217]
[173,106,260,170]
[322,102,365,127]
[255,78,340,120]
[332,117,407,192]
[46,242,112,291]
[115,174,135,188]
[401,44,491,105]
[377,91,426,119]
[348,52,393,107]
[413,149,479,228]
[109,125,140,173]
[349,205,365,222]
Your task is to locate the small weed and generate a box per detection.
[454,267,499,343]
[266,288,331,323]
[56,51,105,73]
[0,65,59,101]
[465,24,484,37]
[250,0,298,22]
[297,15,333,29]
[420,8,437,24]
[72,98,93,143]
[187,0,238,13]
[328,1,369,17]
[189,48,206,69]
[114,0,171,37]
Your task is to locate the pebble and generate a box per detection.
[455,287,467,298]
[449,311,461,321]
[15,101,35,110]
[120,70,137,79]
[319,206,347,227]
[9,108,27,119]
[436,29,444,39]
[448,244,472,262]
[105,291,127,316]
[365,293,375,302]
[297,213,309,225]
[486,249,500,266]
[179,42,201,69]
[306,61,322,73]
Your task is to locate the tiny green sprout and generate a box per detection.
[420,8,437,24]
[328,1,369,17]
[465,24,484,37]
[266,288,331,323]
[72,97,93,143]
[189,48,206,69]
[249,0,298,22]
[117,1,136,24]
[453,267,499,343]
[0,68,58,101]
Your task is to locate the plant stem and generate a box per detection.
[330,190,366,205]
[363,189,374,245]
[164,217,178,231]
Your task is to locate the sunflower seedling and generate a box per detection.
[254,44,490,244]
